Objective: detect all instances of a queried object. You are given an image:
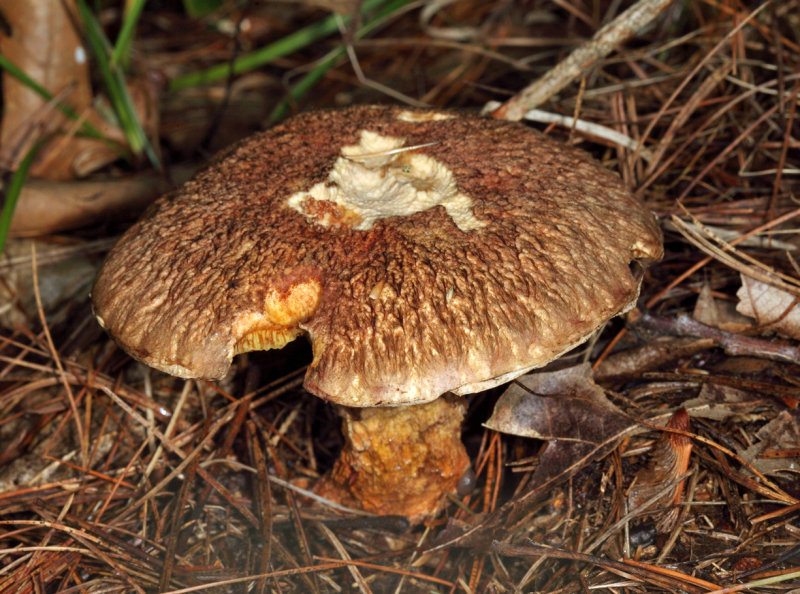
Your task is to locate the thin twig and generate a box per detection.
[637,312,800,365]
[491,0,676,120]
[482,100,654,159]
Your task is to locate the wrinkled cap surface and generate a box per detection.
[92,105,663,406]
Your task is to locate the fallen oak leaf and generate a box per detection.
[693,281,753,332]
[485,362,629,441]
[0,0,93,177]
[483,363,649,534]
[0,0,139,180]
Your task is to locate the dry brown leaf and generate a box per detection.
[0,0,92,176]
[485,363,627,440]
[7,165,194,236]
[0,0,155,179]
[693,282,752,332]
[485,363,631,489]
[736,274,800,340]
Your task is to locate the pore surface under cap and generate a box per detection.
[92,105,663,406]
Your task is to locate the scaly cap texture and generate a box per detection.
[92,105,663,406]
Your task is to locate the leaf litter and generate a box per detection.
[1,0,800,592]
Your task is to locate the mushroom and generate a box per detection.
[92,105,662,518]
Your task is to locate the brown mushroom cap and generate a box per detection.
[92,105,662,406]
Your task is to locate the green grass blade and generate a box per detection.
[111,0,148,69]
[0,54,68,112]
[170,0,392,91]
[0,53,119,148]
[269,0,413,122]
[0,140,43,256]
[268,50,343,123]
[76,0,161,170]
[182,0,222,18]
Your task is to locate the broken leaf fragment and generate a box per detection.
[693,282,752,332]
[736,274,800,340]
[740,410,800,478]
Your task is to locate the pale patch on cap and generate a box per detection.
[396,110,455,122]
[286,130,484,232]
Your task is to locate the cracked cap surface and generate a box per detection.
[92,105,663,406]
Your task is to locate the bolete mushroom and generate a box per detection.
[92,105,662,519]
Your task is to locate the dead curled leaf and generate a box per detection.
[736,274,800,340]
[628,408,693,533]
[485,363,633,491]
[485,363,628,441]
[0,0,117,179]
[0,0,89,173]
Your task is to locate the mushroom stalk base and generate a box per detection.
[316,396,469,520]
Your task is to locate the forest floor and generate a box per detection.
[1,1,799,592]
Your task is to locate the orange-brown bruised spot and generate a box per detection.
[264,277,322,325]
[298,196,363,228]
[234,278,322,355]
